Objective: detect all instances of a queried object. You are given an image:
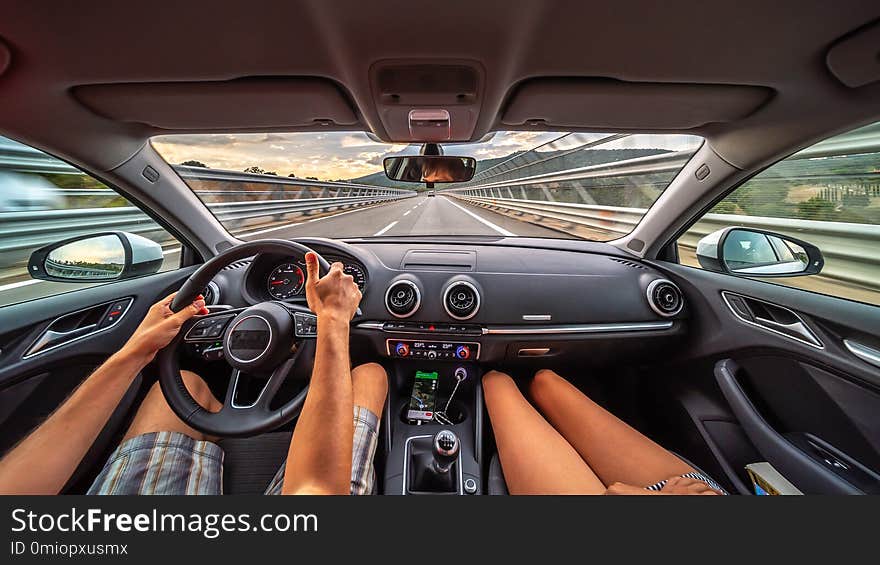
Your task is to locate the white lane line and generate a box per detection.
[403,210,411,216]
[373,221,398,236]
[442,197,517,237]
[0,279,42,292]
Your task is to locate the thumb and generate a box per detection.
[171,295,207,324]
[304,252,320,286]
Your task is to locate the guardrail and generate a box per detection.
[448,194,879,291]
[0,138,416,284]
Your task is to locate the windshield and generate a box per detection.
[151,131,702,241]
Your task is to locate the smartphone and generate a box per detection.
[407,370,439,422]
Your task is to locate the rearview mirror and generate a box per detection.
[696,227,823,277]
[383,155,476,183]
[28,232,165,283]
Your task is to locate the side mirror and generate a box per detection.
[695,227,823,277]
[28,232,164,283]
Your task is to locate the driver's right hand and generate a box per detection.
[304,251,362,323]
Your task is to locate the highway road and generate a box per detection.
[235,195,569,240]
[0,196,569,306]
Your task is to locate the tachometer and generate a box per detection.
[267,263,305,299]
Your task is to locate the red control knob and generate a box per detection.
[455,345,471,360]
[395,342,410,357]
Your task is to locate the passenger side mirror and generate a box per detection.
[28,232,164,283]
[696,227,824,277]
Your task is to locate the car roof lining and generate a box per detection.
[0,1,879,175]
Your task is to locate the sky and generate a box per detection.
[151,131,561,180]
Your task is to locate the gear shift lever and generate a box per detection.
[432,430,460,473]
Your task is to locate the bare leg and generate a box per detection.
[482,370,606,494]
[123,371,222,443]
[528,369,693,487]
[351,362,388,418]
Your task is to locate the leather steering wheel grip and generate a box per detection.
[169,239,331,312]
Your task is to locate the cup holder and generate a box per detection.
[399,399,467,425]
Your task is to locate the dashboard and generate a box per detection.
[213,238,686,367]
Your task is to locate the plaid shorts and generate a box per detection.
[88,406,380,495]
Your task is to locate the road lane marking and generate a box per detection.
[442,197,516,237]
[373,221,398,236]
[0,279,42,292]
[403,210,411,216]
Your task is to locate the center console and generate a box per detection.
[382,356,483,495]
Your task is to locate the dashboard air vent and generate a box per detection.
[385,280,420,318]
[646,279,683,317]
[443,281,480,320]
[609,257,646,269]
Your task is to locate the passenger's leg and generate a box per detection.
[482,370,605,494]
[528,369,693,487]
[123,370,222,442]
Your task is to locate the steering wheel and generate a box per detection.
[157,239,330,437]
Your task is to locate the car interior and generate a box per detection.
[1,1,879,495]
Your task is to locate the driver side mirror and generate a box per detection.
[695,227,824,277]
[28,231,165,283]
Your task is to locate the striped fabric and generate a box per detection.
[88,405,380,496]
[645,472,728,495]
[264,405,379,495]
[87,431,224,495]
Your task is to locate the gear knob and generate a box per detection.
[432,430,460,473]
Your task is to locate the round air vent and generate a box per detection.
[646,279,683,317]
[385,280,420,318]
[443,281,480,320]
[203,281,220,305]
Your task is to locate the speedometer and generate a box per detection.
[343,263,367,292]
[267,263,305,299]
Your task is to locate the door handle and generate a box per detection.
[843,340,880,369]
[753,317,822,348]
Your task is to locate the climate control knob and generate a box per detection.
[455,345,471,360]
[395,342,410,357]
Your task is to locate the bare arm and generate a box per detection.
[283,253,361,495]
[0,293,207,494]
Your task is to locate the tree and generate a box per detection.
[306,176,318,180]
[180,160,207,168]
[264,171,278,176]
[287,173,297,178]
[796,196,838,221]
[244,166,265,174]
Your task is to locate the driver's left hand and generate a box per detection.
[122,293,209,362]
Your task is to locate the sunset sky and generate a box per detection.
[152,131,560,180]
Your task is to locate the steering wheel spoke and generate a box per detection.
[182,308,245,344]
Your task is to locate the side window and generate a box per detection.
[677,122,880,306]
[0,136,181,307]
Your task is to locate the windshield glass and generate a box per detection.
[151,131,702,241]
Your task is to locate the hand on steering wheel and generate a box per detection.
[157,240,337,437]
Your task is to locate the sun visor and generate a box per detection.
[502,78,772,130]
[827,21,880,88]
[72,78,359,130]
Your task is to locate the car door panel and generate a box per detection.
[653,262,880,494]
[0,266,197,490]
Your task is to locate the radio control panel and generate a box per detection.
[386,339,479,361]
